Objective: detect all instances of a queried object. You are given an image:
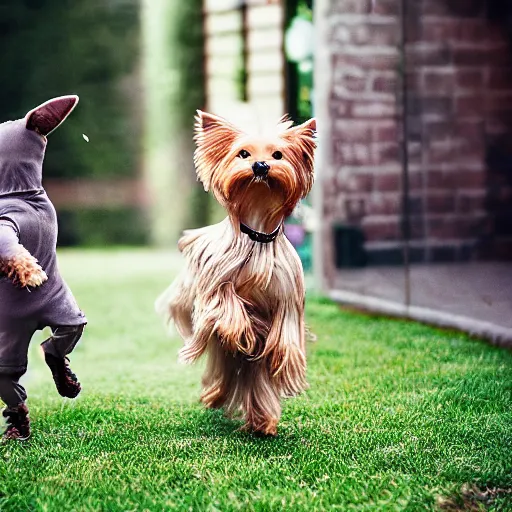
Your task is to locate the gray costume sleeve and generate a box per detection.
[0,219,20,260]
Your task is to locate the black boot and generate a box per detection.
[2,403,31,441]
[44,353,81,399]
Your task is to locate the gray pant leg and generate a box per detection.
[0,371,27,408]
[41,324,85,359]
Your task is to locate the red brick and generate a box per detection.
[427,141,452,164]
[422,96,453,118]
[331,24,370,46]
[422,19,461,42]
[454,120,484,146]
[424,121,454,143]
[330,100,350,117]
[368,21,400,46]
[406,44,451,67]
[427,216,486,240]
[367,194,400,215]
[457,192,486,213]
[332,62,368,96]
[422,0,484,17]
[427,139,484,166]
[458,20,495,42]
[454,94,484,117]
[371,0,399,16]
[423,69,455,95]
[488,68,512,91]
[336,52,399,71]
[373,142,400,165]
[421,0,452,16]
[486,93,512,115]
[427,168,486,190]
[409,171,423,190]
[453,45,511,67]
[331,22,399,47]
[345,198,367,221]
[334,120,373,142]
[372,72,397,94]
[330,0,372,14]
[406,70,421,90]
[351,101,396,118]
[456,68,485,91]
[333,75,367,95]
[427,170,455,189]
[333,142,373,165]
[362,218,401,241]
[428,217,457,239]
[374,122,398,142]
[455,170,486,189]
[375,172,401,192]
[426,193,456,213]
[345,173,374,193]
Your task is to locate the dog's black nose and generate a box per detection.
[252,161,269,178]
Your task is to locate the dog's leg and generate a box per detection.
[193,282,257,357]
[239,360,281,436]
[263,301,308,398]
[0,221,47,288]
[200,344,281,435]
[200,341,238,409]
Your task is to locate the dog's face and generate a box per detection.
[194,111,316,224]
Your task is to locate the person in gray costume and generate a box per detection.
[0,96,87,441]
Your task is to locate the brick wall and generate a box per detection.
[407,0,512,262]
[316,0,512,280]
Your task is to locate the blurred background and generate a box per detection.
[1,0,511,343]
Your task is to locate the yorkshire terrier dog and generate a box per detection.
[157,111,316,435]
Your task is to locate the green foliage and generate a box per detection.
[0,0,140,179]
[171,0,205,130]
[1,249,511,511]
[57,208,149,247]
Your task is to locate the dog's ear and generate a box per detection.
[285,118,316,139]
[194,110,242,191]
[281,117,317,197]
[26,95,79,137]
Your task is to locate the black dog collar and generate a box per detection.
[240,222,281,243]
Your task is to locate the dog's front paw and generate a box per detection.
[241,418,278,437]
[24,266,48,288]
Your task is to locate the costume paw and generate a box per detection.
[1,245,48,288]
[24,266,48,288]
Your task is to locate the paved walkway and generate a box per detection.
[331,263,512,343]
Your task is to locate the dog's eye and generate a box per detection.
[238,149,251,159]
[272,151,283,160]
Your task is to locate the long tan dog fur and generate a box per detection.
[156,111,316,435]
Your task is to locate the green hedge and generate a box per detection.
[0,0,140,179]
[57,208,149,247]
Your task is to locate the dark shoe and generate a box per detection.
[2,404,31,441]
[44,353,81,399]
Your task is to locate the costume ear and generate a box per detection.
[193,110,242,191]
[26,95,79,136]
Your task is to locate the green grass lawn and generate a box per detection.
[1,249,511,511]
